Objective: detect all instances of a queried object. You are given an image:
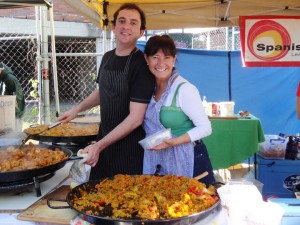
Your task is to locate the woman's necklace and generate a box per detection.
[153,85,165,101]
[153,92,161,101]
[153,74,178,101]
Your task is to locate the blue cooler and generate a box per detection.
[255,155,300,198]
[268,198,300,225]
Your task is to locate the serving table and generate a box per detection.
[203,115,265,170]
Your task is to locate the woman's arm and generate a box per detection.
[179,83,212,141]
[150,82,211,150]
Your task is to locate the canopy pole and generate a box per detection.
[49,5,60,117]
[35,6,42,124]
[102,0,109,53]
[41,5,50,124]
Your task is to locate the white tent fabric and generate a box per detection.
[63,0,300,30]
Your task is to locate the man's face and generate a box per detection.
[112,9,144,46]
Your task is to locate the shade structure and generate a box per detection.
[63,0,300,30]
[0,0,51,8]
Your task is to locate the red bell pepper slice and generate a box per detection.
[188,186,204,195]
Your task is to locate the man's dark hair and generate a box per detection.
[112,3,146,30]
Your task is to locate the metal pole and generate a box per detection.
[103,27,106,54]
[35,6,42,124]
[41,5,50,124]
[226,27,229,51]
[49,6,60,117]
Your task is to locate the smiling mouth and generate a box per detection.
[156,68,167,72]
[121,32,130,36]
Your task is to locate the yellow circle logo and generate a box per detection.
[248,20,291,61]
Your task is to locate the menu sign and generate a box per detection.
[239,15,300,67]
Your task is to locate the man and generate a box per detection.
[0,62,25,120]
[57,3,155,179]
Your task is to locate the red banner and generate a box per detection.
[239,15,300,67]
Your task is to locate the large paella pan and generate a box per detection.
[23,122,99,143]
[0,143,78,183]
[49,174,221,225]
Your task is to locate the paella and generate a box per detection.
[70,174,219,220]
[0,143,68,172]
[24,123,99,137]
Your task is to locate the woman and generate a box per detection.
[143,35,215,184]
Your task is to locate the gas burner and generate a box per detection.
[0,173,55,197]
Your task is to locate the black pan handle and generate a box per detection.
[68,155,84,161]
[47,198,70,209]
[154,164,162,176]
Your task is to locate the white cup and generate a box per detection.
[219,102,235,116]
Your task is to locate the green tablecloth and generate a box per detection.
[203,115,265,170]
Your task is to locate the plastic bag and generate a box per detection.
[243,170,264,194]
[70,215,92,225]
[258,134,288,159]
[69,150,90,183]
[217,179,284,225]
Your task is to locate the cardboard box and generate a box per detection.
[0,95,15,133]
[256,155,300,198]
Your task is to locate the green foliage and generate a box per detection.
[29,78,39,116]
[90,73,97,81]
[31,107,38,116]
[29,78,39,99]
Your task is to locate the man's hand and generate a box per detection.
[56,108,78,123]
[82,142,102,167]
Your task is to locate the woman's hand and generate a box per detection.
[150,138,177,150]
[149,134,191,150]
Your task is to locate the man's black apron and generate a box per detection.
[90,48,145,179]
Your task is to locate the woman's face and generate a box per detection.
[145,49,176,81]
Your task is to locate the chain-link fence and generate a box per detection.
[1,21,240,130]
[0,33,103,128]
[159,27,241,50]
[49,38,101,116]
[0,33,39,126]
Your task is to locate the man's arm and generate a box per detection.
[57,89,100,123]
[84,101,148,166]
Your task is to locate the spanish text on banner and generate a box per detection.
[240,15,300,67]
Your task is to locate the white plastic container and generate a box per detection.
[219,101,235,116]
[139,129,172,149]
[258,134,288,159]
